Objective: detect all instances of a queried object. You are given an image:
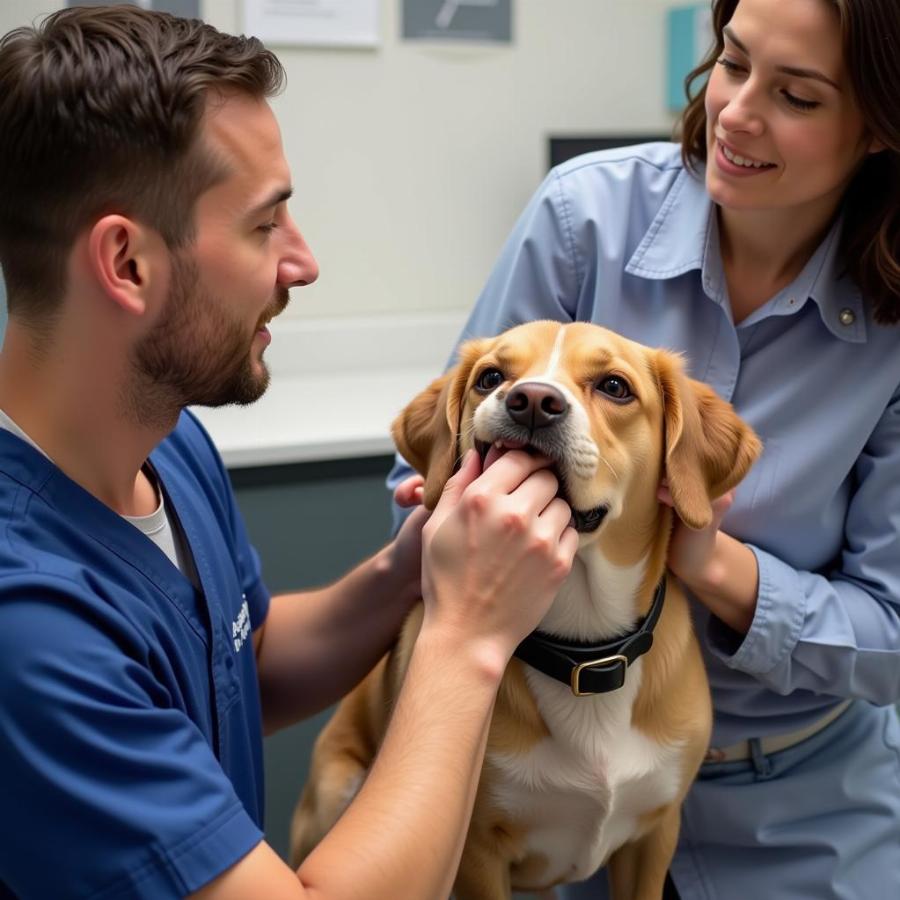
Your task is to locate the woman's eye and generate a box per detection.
[782,91,820,112]
[596,375,633,402]
[475,368,504,392]
[716,56,744,75]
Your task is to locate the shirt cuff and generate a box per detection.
[706,543,808,679]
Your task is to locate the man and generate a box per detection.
[0,7,577,899]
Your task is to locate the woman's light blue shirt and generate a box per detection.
[387,140,900,895]
[392,141,900,745]
[388,141,900,896]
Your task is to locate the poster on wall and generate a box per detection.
[403,0,512,44]
[66,0,201,16]
[244,0,379,48]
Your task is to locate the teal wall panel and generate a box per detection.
[666,3,714,112]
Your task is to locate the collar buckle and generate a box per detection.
[570,653,628,696]
[514,576,666,697]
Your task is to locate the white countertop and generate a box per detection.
[191,366,441,467]
[191,313,464,468]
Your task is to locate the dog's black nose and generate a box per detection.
[506,382,569,430]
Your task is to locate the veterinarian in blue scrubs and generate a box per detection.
[0,8,580,899]
[388,0,900,896]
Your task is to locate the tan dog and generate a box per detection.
[291,321,761,899]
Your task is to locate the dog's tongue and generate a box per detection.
[482,440,529,471]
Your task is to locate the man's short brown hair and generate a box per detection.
[0,5,285,327]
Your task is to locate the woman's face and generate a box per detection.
[704,0,879,217]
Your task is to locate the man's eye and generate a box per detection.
[475,368,504,393]
[258,222,278,234]
[596,375,633,402]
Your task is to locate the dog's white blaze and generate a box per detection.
[541,325,569,379]
[490,655,684,885]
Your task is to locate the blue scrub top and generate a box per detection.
[0,410,269,898]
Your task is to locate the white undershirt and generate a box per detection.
[0,409,190,577]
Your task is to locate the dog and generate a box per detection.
[291,320,761,899]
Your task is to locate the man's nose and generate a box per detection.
[279,227,319,288]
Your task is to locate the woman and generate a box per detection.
[390,0,900,896]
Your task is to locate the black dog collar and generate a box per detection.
[513,578,666,696]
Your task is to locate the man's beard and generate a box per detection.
[126,252,288,428]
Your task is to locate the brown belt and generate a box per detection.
[703,700,852,764]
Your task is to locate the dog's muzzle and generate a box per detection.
[474,381,608,534]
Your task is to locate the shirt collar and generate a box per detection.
[803,216,866,343]
[624,164,866,343]
[625,165,712,281]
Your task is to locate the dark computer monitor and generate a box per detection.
[548,134,672,170]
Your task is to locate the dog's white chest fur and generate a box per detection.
[488,553,683,886]
[489,668,683,885]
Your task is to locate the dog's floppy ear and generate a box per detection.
[391,338,491,510]
[655,350,762,530]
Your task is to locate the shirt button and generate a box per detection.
[839,308,856,326]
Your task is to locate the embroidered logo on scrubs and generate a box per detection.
[232,597,251,653]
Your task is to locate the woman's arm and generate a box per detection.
[666,387,900,704]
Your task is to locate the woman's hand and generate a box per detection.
[394,473,425,510]
[658,481,734,587]
[658,481,758,635]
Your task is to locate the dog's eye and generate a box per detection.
[596,375,633,402]
[475,368,505,393]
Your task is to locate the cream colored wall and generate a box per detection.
[0,1,678,322]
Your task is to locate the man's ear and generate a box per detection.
[655,350,762,529]
[391,338,491,509]
[86,215,163,318]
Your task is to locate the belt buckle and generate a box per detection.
[570,654,628,696]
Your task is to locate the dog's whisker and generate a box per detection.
[455,421,478,469]
[599,455,620,482]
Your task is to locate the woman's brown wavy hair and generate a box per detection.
[678,0,900,325]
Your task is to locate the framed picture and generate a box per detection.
[244,0,379,48]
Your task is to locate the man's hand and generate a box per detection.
[383,474,429,603]
[420,448,578,672]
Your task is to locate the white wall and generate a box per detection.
[1,1,678,324]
